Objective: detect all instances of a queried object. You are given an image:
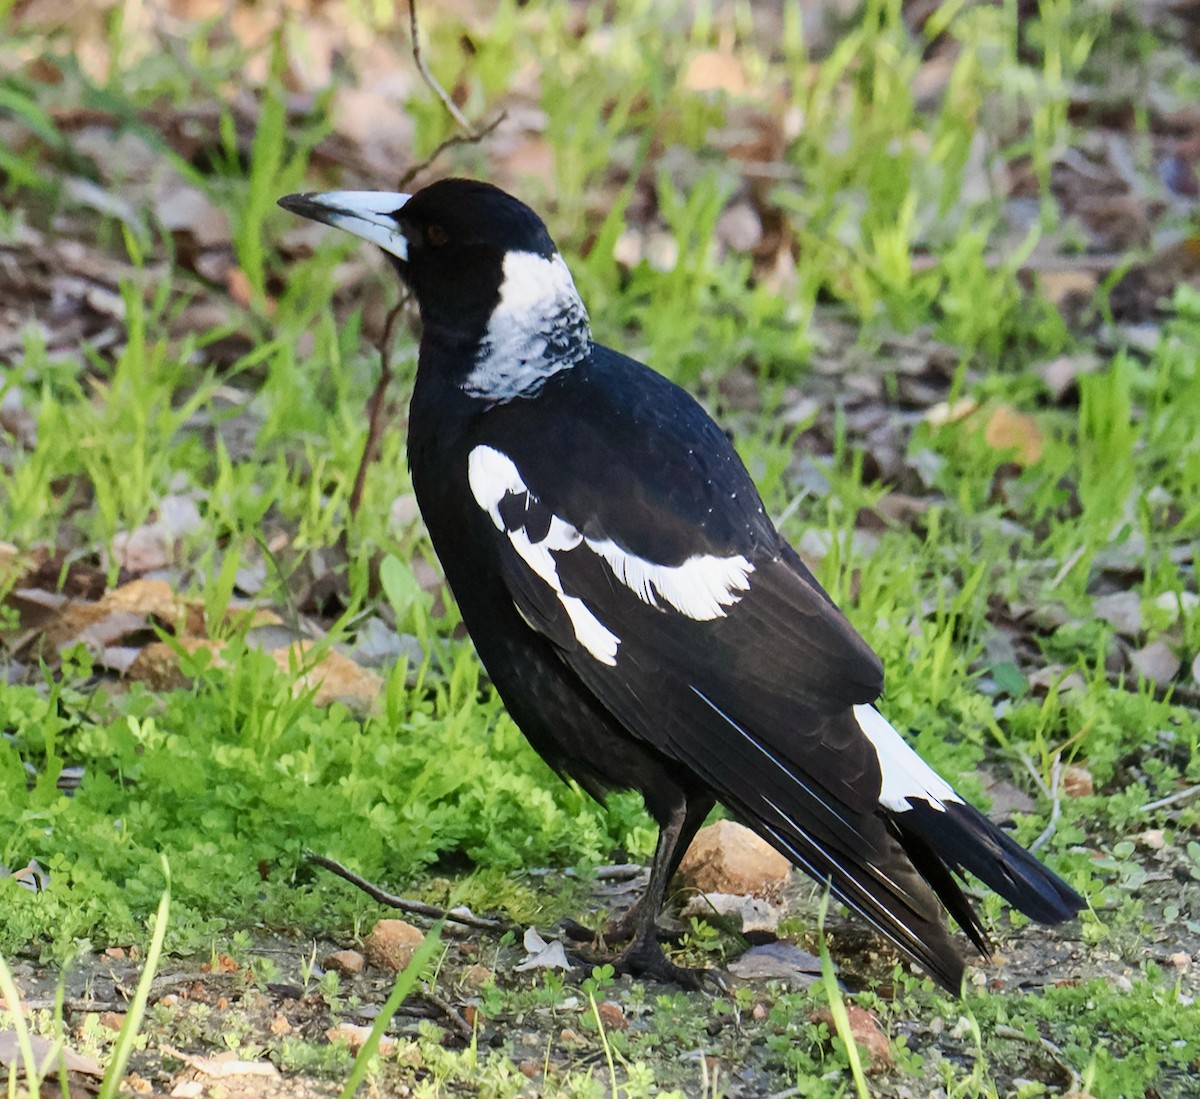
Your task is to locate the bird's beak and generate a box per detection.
[278,191,413,262]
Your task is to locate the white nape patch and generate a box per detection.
[587,537,753,621]
[853,705,963,814]
[468,445,619,665]
[309,191,412,261]
[462,251,591,402]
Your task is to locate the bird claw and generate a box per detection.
[608,937,726,993]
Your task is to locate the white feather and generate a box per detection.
[853,705,962,813]
[586,537,753,621]
[462,252,590,401]
[468,445,619,665]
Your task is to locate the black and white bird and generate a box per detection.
[279,179,1084,992]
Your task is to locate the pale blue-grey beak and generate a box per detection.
[278,191,413,262]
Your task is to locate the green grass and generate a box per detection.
[2,0,1200,1095]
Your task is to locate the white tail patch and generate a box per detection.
[468,445,619,665]
[586,538,753,621]
[853,705,962,814]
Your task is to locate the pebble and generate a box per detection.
[364,920,425,972]
[322,949,365,976]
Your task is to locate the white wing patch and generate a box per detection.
[587,537,753,621]
[467,444,758,663]
[462,251,591,402]
[468,445,619,665]
[853,705,963,813]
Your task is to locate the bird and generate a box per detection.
[278,178,1084,993]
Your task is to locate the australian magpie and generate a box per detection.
[279,179,1084,992]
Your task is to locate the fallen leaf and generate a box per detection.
[160,1047,279,1078]
[683,50,748,95]
[983,405,1044,466]
[0,1029,102,1076]
[515,927,573,971]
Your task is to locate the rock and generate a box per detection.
[676,820,790,899]
[1130,641,1181,684]
[363,920,425,972]
[1062,765,1094,798]
[595,1001,627,1032]
[460,963,493,990]
[728,942,822,987]
[322,949,365,976]
[680,891,785,933]
[812,1004,893,1072]
[326,1022,395,1055]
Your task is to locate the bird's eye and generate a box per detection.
[426,224,449,246]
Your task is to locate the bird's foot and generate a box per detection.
[608,935,727,993]
[558,905,643,946]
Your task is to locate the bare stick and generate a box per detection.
[1141,782,1200,814]
[306,852,513,933]
[1029,754,1064,854]
[348,298,406,519]
[409,0,472,132]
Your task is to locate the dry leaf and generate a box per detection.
[160,1047,279,1079]
[683,51,748,95]
[983,405,1044,466]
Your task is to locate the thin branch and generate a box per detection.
[1140,782,1200,814]
[1029,754,1064,855]
[397,111,507,190]
[305,852,513,933]
[417,989,475,1041]
[994,1024,1083,1093]
[348,297,406,519]
[408,0,471,132]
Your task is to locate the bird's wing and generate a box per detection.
[466,432,976,985]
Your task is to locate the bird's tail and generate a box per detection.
[887,796,1085,946]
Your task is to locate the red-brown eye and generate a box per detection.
[426,224,448,246]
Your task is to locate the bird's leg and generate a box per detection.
[608,797,722,989]
[601,794,714,945]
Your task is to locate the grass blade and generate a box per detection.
[338,921,444,1099]
[98,858,171,1099]
[817,885,870,1099]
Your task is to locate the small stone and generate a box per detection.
[676,820,791,899]
[811,1005,893,1072]
[596,1001,627,1032]
[323,949,365,976]
[1062,765,1094,798]
[680,891,785,933]
[460,963,494,990]
[752,1002,768,1021]
[98,1011,125,1032]
[327,1022,396,1055]
[269,1013,291,1036]
[559,1028,582,1045]
[519,1061,540,1078]
[1136,829,1166,850]
[1130,641,1181,684]
[364,920,425,973]
[1169,952,1191,970]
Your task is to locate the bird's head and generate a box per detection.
[279,180,590,387]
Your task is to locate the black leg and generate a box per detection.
[608,795,721,988]
[603,794,714,944]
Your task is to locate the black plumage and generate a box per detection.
[279,179,1084,992]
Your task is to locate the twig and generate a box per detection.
[348,298,406,519]
[417,989,475,1041]
[344,0,507,517]
[1029,753,1064,855]
[408,0,471,133]
[305,852,513,933]
[397,112,508,190]
[994,1023,1082,1093]
[1140,783,1200,814]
